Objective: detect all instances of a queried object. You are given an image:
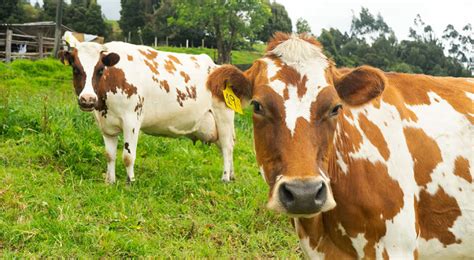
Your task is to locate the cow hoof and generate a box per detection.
[105,176,116,184]
[221,176,233,183]
[127,176,136,185]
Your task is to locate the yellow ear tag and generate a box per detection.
[64,59,69,66]
[223,82,243,114]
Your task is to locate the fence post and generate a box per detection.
[38,33,44,59]
[5,29,12,63]
[154,37,157,47]
[201,39,204,48]
[166,36,168,46]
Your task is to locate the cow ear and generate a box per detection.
[102,52,120,67]
[58,50,72,66]
[333,65,386,106]
[207,64,252,104]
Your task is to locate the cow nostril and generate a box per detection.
[279,183,295,203]
[315,182,327,203]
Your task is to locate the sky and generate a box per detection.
[30,0,473,40]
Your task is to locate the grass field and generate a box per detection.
[0,55,300,257]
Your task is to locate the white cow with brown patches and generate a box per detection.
[208,33,474,259]
[60,41,236,183]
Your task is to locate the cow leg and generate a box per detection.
[213,103,235,182]
[103,134,118,184]
[122,124,140,183]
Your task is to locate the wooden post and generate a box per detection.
[186,39,189,48]
[52,0,63,58]
[128,31,131,43]
[38,33,44,59]
[5,29,12,63]
[201,39,204,48]
[154,36,157,47]
[165,36,168,46]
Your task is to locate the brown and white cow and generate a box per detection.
[208,33,473,259]
[60,41,237,183]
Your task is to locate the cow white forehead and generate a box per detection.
[75,42,107,67]
[269,34,328,66]
[264,36,329,136]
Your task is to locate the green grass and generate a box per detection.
[155,46,263,64]
[0,58,300,257]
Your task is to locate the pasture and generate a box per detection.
[0,58,299,257]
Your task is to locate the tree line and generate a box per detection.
[1,1,472,76]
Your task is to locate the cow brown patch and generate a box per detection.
[94,67,138,116]
[105,152,112,162]
[385,74,474,124]
[418,186,461,246]
[297,216,357,259]
[333,111,363,164]
[358,113,390,161]
[134,96,144,117]
[176,86,197,107]
[453,156,471,183]
[127,55,133,61]
[168,55,182,65]
[144,59,159,75]
[382,82,419,122]
[138,49,158,60]
[124,154,132,167]
[164,59,177,74]
[326,159,404,257]
[180,71,190,83]
[160,80,170,93]
[403,127,442,187]
[269,64,300,87]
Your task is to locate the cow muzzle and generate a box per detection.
[278,179,327,215]
[78,94,97,111]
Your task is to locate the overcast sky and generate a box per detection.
[31,0,473,40]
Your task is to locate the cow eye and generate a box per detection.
[73,67,80,75]
[251,100,264,115]
[330,104,343,117]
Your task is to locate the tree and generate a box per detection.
[172,0,271,64]
[0,0,26,23]
[409,14,435,42]
[296,18,311,34]
[39,0,67,22]
[62,1,110,37]
[443,23,473,65]
[350,7,393,44]
[119,0,146,43]
[258,1,292,42]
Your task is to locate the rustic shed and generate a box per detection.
[0,21,72,62]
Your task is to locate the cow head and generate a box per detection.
[59,43,120,111]
[208,33,386,217]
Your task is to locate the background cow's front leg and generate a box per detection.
[103,134,118,184]
[213,103,236,182]
[122,123,140,183]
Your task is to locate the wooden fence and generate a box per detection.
[0,29,65,63]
